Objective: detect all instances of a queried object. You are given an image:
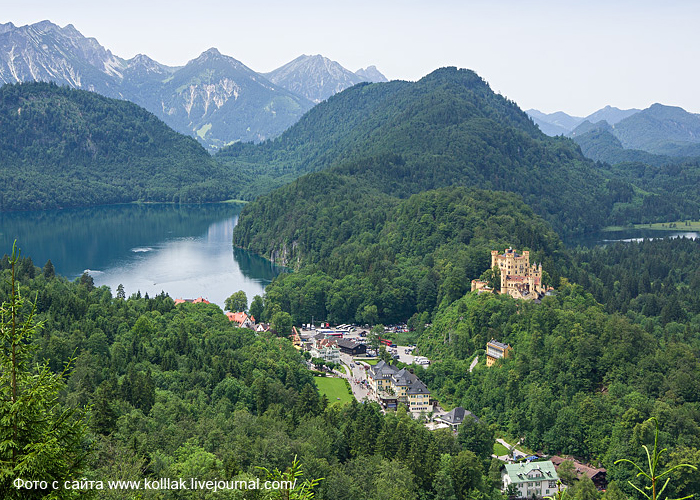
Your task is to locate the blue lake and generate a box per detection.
[566,228,699,248]
[0,203,282,308]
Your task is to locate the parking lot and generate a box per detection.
[300,325,430,365]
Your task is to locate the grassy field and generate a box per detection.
[355,358,379,365]
[604,220,700,232]
[493,442,510,456]
[314,376,354,405]
[382,331,421,345]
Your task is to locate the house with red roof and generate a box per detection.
[226,311,255,328]
[174,297,210,305]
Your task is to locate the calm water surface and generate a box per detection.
[566,229,699,247]
[0,203,282,308]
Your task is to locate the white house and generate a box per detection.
[309,337,341,364]
[502,461,563,498]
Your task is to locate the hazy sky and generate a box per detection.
[2,0,698,116]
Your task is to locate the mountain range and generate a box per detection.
[526,105,640,136]
[570,104,700,162]
[529,103,700,160]
[0,20,386,149]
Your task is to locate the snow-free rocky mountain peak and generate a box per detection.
[0,21,385,149]
[264,54,387,103]
[355,65,388,83]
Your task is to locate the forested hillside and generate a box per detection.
[571,125,700,217]
[225,63,700,497]
[223,68,635,235]
[568,237,700,321]
[0,82,234,211]
[241,187,565,326]
[229,67,700,254]
[415,282,700,499]
[0,251,507,500]
[4,232,700,498]
[231,68,700,329]
[3,63,700,500]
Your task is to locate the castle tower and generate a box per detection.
[487,248,549,300]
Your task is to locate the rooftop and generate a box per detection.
[226,311,251,324]
[337,338,365,349]
[437,406,479,425]
[503,461,559,484]
[369,360,400,378]
[550,456,606,479]
[487,339,510,350]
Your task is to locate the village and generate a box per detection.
[292,324,604,498]
[175,248,606,498]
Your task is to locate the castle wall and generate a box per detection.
[489,248,547,300]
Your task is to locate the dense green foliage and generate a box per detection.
[416,283,700,499]
[5,63,700,500]
[225,66,700,500]
[0,82,237,211]
[405,237,700,499]
[568,237,700,324]
[246,187,564,325]
[5,239,700,498]
[604,159,700,224]
[224,67,649,235]
[571,125,700,224]
[1,248,89,499]
[0,252,507,500]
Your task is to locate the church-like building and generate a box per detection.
[472,248,550,300]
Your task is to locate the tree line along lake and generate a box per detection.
[2,202,697,310]
[0,202,283,308]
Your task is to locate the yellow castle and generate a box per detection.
[472,248,549,300]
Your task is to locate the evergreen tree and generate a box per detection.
[42,259,55,280]
[0,244,89,499]
[433,454,458,500]
[78,272,94,291]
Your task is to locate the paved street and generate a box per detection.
[339,352,371,402]
[394,345,416,364]
[299,326,432,406]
